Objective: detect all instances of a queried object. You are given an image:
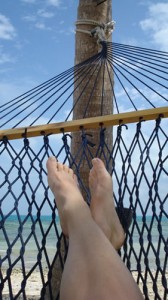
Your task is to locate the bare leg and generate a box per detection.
[89,158,125,249]
[46,157,144,300]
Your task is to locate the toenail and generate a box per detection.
[93,158,100,163]
[49,156,56,161]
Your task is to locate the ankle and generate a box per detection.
[67,203,91,233]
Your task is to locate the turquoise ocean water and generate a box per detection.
[0,215,167,271]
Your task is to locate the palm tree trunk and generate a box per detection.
[71,0,113,200]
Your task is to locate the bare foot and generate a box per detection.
[89,158,125,250]
[46,157,88,237]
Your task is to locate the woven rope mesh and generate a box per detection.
[0,41,168,299]
[0,119,167,299]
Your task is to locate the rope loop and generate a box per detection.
[155,114,162,132]
[136,120,145,137]
[24,138,29,148]
[75,18,115,43]
[43,135,49,145]
[62,133,72,153]
[117,124,128,137]
[62,133,72,145]
[117,125,122,137]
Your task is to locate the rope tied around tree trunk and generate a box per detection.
[75,19,115,43]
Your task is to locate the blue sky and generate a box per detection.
[0,0,168,103]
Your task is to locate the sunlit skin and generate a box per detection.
[89,158,125,249]
[46,157,144,300]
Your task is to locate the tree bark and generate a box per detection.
[71,0,113,200]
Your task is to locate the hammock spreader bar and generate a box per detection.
[0,106,168,141]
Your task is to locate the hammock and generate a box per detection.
[0,42,167,300]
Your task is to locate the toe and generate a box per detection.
[68,168,74,177]
[46,156,57,172]
[63,164,69,173]
[92,158,104,168]
[57,162,64,171]
[92,158,109,177]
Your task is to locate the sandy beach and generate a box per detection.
[132,271,168,299]
[1,268,167,299]
[1,268,48,299]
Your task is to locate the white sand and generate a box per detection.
[1,269,167,299]
[2,268,48,299]
[132,271,168,299]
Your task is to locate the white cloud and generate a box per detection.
[22,15,36,22]
[0,14,16,40]
[21,0,37,3]
[59,20,64,25]
[47,0,61,7]
[35,22,46,29]
[0,78,39,105]
[140,3,168,50]
[0,53,12,64]
[35,22,51,30]
[21,0,61,7]
[22,9,54,30]
[0,48,14,64]
[37,9,54,18]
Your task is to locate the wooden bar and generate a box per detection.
[0,106,168,141]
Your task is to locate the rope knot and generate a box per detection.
[155,115,162,131]
[75,19,115,43]
[24,138,29,147]
[62,134,72,152]
[43,135,49,145]
[81,132,95,148]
